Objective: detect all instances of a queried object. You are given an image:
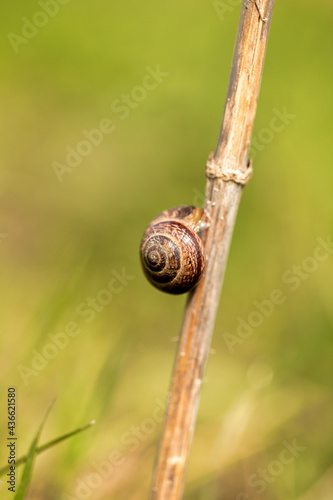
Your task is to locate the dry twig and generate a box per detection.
[149,1,275,498]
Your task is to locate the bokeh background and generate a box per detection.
[1,1,333,499]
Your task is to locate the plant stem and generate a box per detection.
[149,1,275,499]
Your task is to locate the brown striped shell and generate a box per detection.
[140,206,205,294]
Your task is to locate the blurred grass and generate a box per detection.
[14,399,55,500]
[0,1,333,499]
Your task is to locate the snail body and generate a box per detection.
[140,206,205,294]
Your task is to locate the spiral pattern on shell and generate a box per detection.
[140,219,205,294]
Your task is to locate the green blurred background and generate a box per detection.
[1,1,333,499]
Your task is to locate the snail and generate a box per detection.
[140,206,206,294]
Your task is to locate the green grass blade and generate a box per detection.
[0,420,95,477]
[35,419,96,455]
[14,398,56,500]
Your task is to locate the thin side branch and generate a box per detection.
[149,1,275,499]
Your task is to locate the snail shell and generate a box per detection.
[140,206,205,294]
